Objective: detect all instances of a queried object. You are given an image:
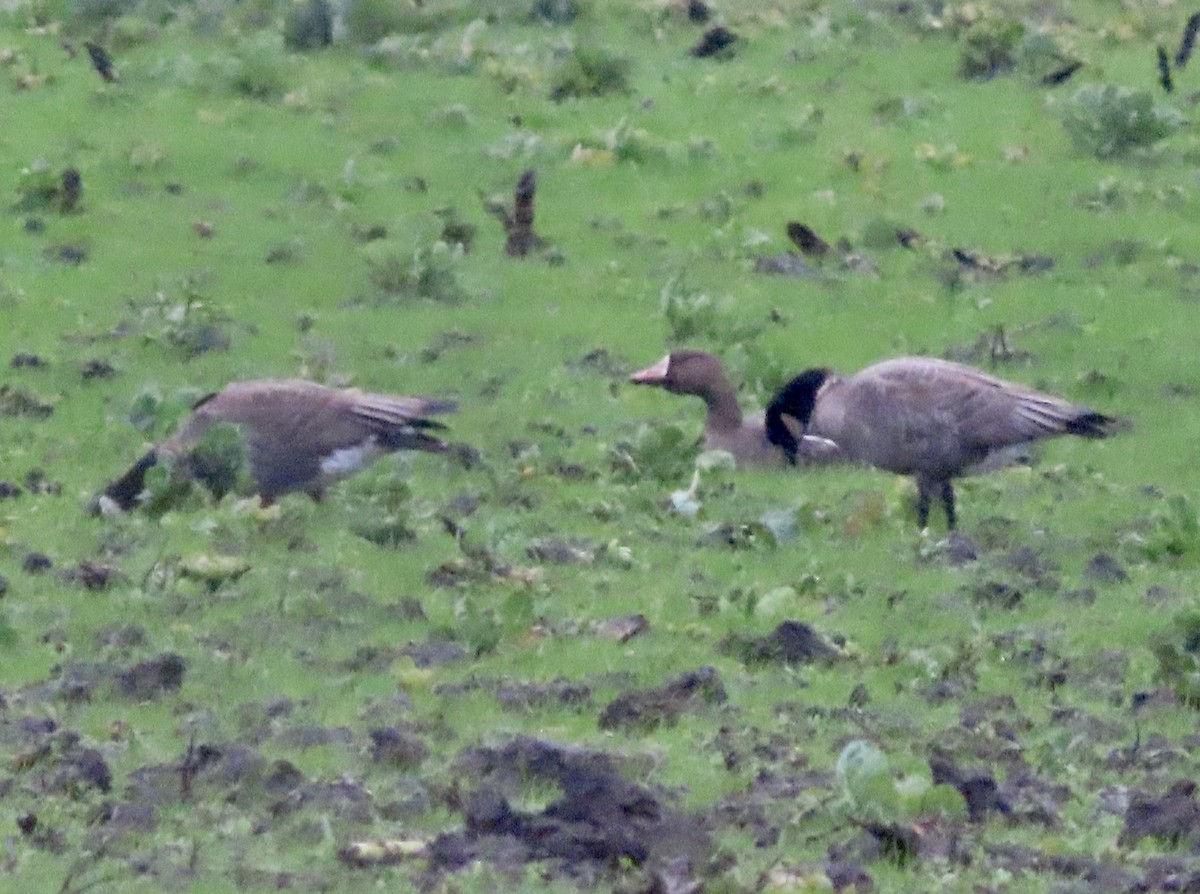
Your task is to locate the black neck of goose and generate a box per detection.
[765,368,829,464]
[103,449,159,510]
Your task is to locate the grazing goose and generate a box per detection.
[101,379,456,510]
[629,350,841,466]
[764,356,1121,529]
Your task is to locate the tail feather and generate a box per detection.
[1065,410,1123,439]
[353,395,457,429]
[355,396,454,452]
[1015,395,1124,440]
[376,428,451,453]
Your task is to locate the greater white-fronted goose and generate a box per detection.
[101,379,456,510]
[629,350,841,467]
[765,356,1122,529]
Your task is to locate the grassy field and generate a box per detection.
[4,0,1200,891]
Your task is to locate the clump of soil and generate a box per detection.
[599,666,726,732]
[427,737,710,880]
[720,620,843,666]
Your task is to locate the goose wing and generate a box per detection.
[176,381,456,495]
[862,358,1112,449]
[347,390,457,450]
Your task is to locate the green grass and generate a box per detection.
[5,0,1200,890]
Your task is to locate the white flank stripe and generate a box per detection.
[320,443,382,477]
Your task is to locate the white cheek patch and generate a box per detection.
[320,442,383,477]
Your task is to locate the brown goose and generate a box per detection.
[101,379,456,510]
[629,350,841,466]
[765,356,1121,529]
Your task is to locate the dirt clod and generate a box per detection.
[720,620,842,666]
[1083,553,1129,584]
[690,25,737,58]
[527,537,597,564]
[45,243,87,265]
[80,357,116,380]
[55,746,113,794]
[431,737,709,875]
[0,385,54,418]
[113,652,185,699]
[1120,780,1200,847]
[22,552,53,574]
[24,468,60,495]
[599,666,726,732]
[966,580,1023,609]
[496,678,592,711]
[597,613,648,643]
[825,860,873,892]
[63,560,121,591]
[928,751,1011,822]
[400,639,466,668]
[369,726,429,770]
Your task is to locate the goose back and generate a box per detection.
[105,379,456,508]
[811,357,1110,476]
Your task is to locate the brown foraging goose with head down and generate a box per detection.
[629,350,841,467]
[765,356,1122,529]
[101,379,456,510]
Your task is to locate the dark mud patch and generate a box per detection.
[128,740,304,812]
[432,674,594,713]
[690,25,737,58]
[425,737,709,881]
[564,346,626,378]
[595,613,648,643]
[921,532,980,566]
[42,652,184,703]
[275,723,354,750]
[92,623,146,652]
[338,644,400,673]
[965,579,1024,609]
[719,620,843,666]
[1083,552,1129,584]
[526,536,598,565]
[113,652,186,700]
[599,666,726,732]
[369,726,429,770]
[754,252,819,277]
[984,843,1135,890]
[10,352,48,368]
[997,546,1060,591]
[495,677,592,712]
[1120,780,1200,847]
[44,243,88,265]
[710,762,833,849]
[400,638,467,668]
[61,559,122,591]
[928,750,1011,822]
[23,467,60,495]
[21,552,53,574]
[6,722,113,798]
[79,357,116,380]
